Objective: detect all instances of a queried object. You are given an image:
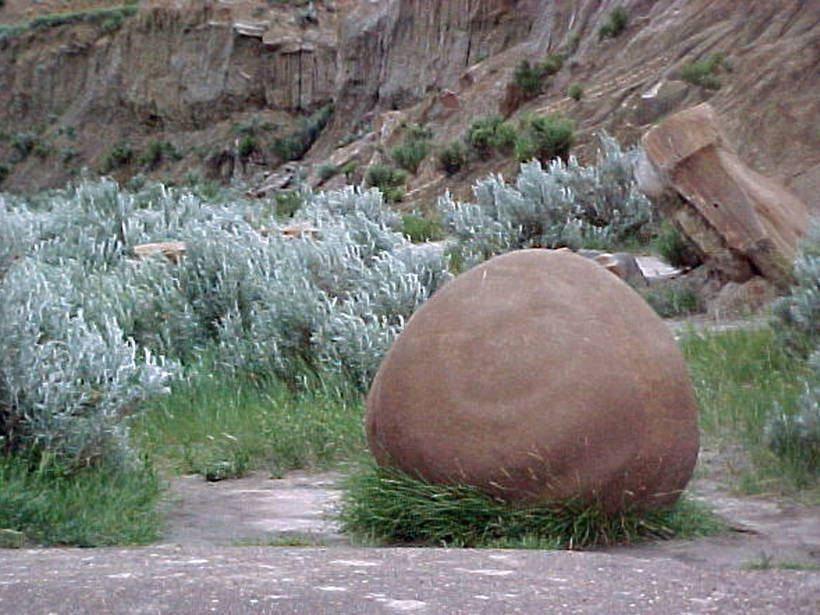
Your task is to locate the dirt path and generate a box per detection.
[1,542,817,615]
[159,464,820,570]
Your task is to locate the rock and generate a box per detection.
[637,103,809,288]
[366,249,699,512]
[132,241,186,264]
[438,89,461,110]
[707,276,777,320]
[577,250,648,288]
[631,79,691,126]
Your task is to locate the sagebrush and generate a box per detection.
[0,178,447,465]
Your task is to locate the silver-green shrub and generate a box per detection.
[772,218,820,358]
[767,219,820,476]
[1,179,447,462]
[438,133,652,269]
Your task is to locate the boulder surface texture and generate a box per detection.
[637,103,809,287]
[366,250,699,513]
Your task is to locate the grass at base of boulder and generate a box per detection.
[132,370,366,479]
[338,463,724,549]
[0,453,162,547]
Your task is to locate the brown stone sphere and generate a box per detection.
[365,249,699,512]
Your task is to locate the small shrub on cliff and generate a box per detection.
[140,141,180,171]
[680,53,725,90]
[102,140,133,172]
[366,164,407,202]
[238,135,259,160]
[568,83,584,101]
[317,162,339,181]
[11,132,36,162]
[540,53,564,76]
[272,104,333,162]
[515,114,574,164]
[599,6,628,40]
[514,60,544,99]
[437,141,469,176]
[465,115,516,159]
[392,126,432,174]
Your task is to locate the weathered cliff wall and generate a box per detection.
[0,0,817,211]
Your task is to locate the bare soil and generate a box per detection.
[159,458,820,571]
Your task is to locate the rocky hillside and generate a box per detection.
[0,0,817,214]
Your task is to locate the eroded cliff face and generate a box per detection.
[0,0,817,211]
[0,0,338,190]
[321,0,818,210]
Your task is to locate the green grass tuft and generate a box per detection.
[401,213,446,243]
[0,453,162,547]
[339,463,724,548]
[682,328,816,491]
[132,370,366,478]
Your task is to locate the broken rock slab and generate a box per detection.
[636,103,809,288]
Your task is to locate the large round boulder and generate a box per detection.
[366,249,699,512]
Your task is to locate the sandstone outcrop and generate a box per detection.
[637,103,809,288]
[366,249,699,512]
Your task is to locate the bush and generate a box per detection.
[139,141,180,171]
[438,132,652,268]
[341,160,358,180]
[102,140,133,172]
[272,104,333,162]
[765,375,819,480]
[465,115,517,159]
[599,6,628,40]
[0,163,9,185]
[516,114,574,164]
[366,164,407,202]
[651,221,701,269]
[100,14,124,33]
[0,178,449,466]
[274,189,305,218]
[540,53,564,76]
[513,60,545,99]
[392,128,432,174]
[238,135,258,160]
[401,213,446,243]
[772,219,820,358]
[568,83,584,101]
[317,162,339,181]
[437,141,469,176]
[680,53,725,90]
[11,132,36,162]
